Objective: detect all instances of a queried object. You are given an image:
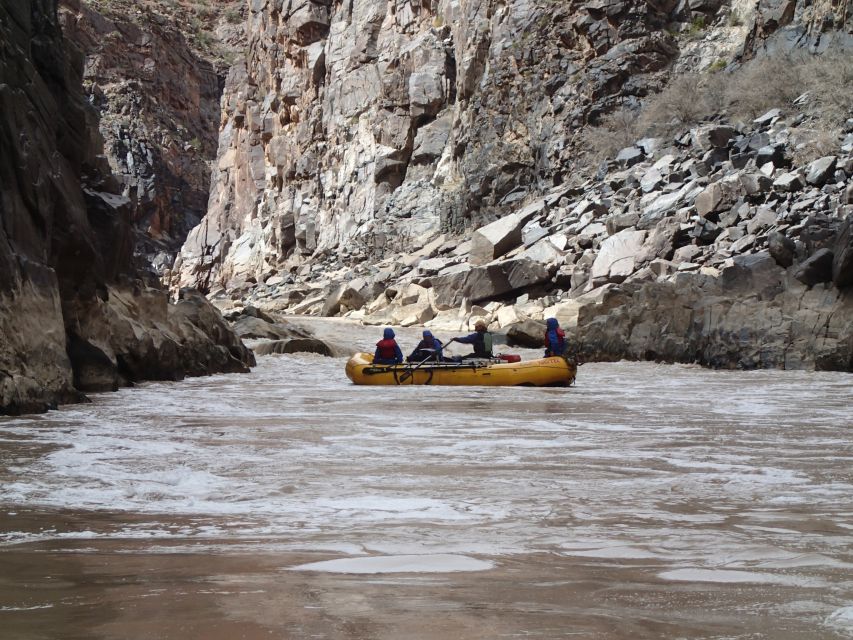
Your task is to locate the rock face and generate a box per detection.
[0,0,253,415]
[131,0,853,371]
[176,0,683,293]
[58,0,245,272]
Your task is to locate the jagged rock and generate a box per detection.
[768,231,796,267]
[721,252,784,298]
[469,214,527,266]
[232,316,298,340]
[740,173,773,196]
[757,144,786,167]
[794,249,835,287]
[773,171,804,192]
[753,109,782,126]
[591,229,647,283]
[703,125,736,149]
[805,156,837,187]
[605,213,640,235]
[322,281,367,316]
[615,146,644,167]
[428,258,551,308]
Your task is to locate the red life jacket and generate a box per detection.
[376,338,398,360]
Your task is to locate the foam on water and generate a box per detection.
[1,356,851,591]
[288,554,495,574]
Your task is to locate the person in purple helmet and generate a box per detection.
[408,329,444,362]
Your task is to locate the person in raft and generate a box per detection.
[374,327,404,364]
[408,329,444,362]
[450,319,493,359]
[544,317,566,357]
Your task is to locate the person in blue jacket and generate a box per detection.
[408,329,443,362]
[374,327,403,364]
[450,319,493,359]
[544,317,566,357]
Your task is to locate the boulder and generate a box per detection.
[768,232,796,268]
[805,156,837,187]
[773,171,803,192]
[591,229,647,283]
[232,315,297,340]
[615,146,644,167]
[252,338,336,357]
[506,319,546,348]
[469,213,526,266]
[721,252,784,298]
[794,249,835,287]
[429,258,551,308]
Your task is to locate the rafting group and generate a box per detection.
[345,318,577,387]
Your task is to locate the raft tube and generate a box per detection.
[345,352,577,387]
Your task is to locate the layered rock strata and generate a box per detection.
[0,0,253,415]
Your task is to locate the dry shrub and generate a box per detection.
[575,51,853,170]
[579,107,641,166]
[800,53,853,127]
[726,55,807,120]
[789,128,839,166]
[636,74,726,137]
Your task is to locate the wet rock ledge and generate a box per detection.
[0,0,253,416]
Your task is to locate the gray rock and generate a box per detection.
[832,215,853,288]
[605,212,640,235]
[805,156,837,186]
[252,338,336,357]
[615,146,644,168]
[794,249,835,287]
[768,231,796,267]
[469,214,526,266]
[506,319,547,348]
[773,172,804,192]
[591,229,647,283]
[705,125,736,149]
[753,108,782,126]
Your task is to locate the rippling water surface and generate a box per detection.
[1,322,851,639]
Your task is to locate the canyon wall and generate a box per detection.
[173,0,851,370]
[0,0,253,415]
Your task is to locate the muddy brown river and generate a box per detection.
[1,321,851,639]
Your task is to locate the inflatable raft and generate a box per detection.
[345,352,577,387]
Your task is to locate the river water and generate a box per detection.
[1,321,851,639]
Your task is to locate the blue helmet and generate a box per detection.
[383,327,395,339]
[546,317,559,330]
[422,330,433,337]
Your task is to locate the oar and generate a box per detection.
[399,350,437,383]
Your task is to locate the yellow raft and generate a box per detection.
[345,352,577,387]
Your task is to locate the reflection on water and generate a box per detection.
[1,321,852,639]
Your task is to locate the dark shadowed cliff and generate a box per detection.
[0,0,253,415]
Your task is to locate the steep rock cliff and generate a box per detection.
[173,0,852,370]
[59,0,245,271]
[0,0,253,415]
[177,0,685,292]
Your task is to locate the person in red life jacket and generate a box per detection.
[408,329,444,362]
[449,319,493,359]
[374,327,403,364]
[544,317,566,357]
